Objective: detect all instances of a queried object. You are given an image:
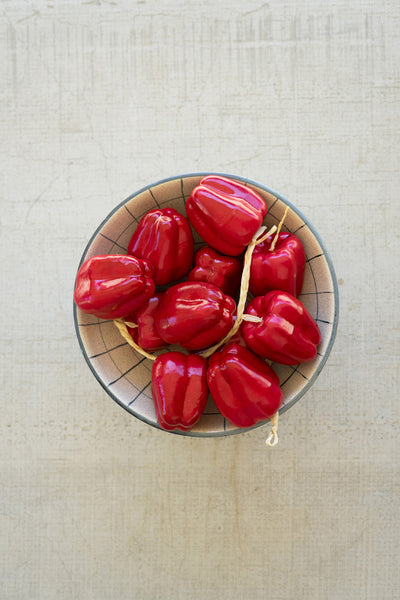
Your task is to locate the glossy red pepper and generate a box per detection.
[151,352,208,431]
[126,293,167,351]
[207,343,283,428]
[242,291,321,365]
[74,254,155,319]
[187,246,242,298]
[186,175,268,256]
[250,231,305,297]
[155,281,236,351]
[128,207,194,285]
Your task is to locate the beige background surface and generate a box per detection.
[1,1,399,599]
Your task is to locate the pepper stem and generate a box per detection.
[200,224,277,358]
[265,412,279,447]
[114,318,157,361]
[269,206,289,252]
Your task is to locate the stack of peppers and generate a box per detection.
[74,176,320,432]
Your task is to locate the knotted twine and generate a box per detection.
[113,319,156,361]
[113,220,286,447]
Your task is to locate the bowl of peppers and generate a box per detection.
[73,173,338,439]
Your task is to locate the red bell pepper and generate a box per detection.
[74,254,155,319]
[126,293,167,351]
[155,281,236,351]
[207,343,283,428]
[242,291,321,365]
[187,246,242,298]
[128,207,194,285]
[151,351,208,431]
[250,231,305,297]
[186,175,268,256]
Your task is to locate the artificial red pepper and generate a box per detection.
[187,246,242,298]
[250,231,305,297]
[155,281,236,351]
[74,254,155,319]
[151,351,208,431]
[126,293,167,351]
[186,175,268,256]
[242,291,321,365]
[128,207,194,285]
[207,343,283,428]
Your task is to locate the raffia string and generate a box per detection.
[113,318,157,361]
[241,314,263,323]
[270,205,289,252]
[200,224,277,358]
[265,412,279,447]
